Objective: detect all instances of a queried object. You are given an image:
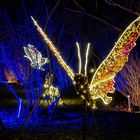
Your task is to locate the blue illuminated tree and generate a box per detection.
[0,0,80,123]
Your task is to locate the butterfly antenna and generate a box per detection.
[84,43,90,76]
[76,42,82,74]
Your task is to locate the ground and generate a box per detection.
[0,86,139,140]
[1,103,140,140]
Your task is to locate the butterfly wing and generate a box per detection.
[89,16,140,104]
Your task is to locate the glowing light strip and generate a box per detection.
[90,16,140,88]
[91,96,112,105]
[18,98,22,118]
[76,42,82,74]
[84,43,90,76]
[31,16,74,81]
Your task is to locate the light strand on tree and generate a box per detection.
[31,16,74,81]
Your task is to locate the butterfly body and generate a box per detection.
[74,74,89,99]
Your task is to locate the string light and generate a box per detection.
[76,42,82,74]
[90,68,95,73]
[87,102,90,106]
[31,16,74,80]
[17,98,22,118]
[84,43,90,76]
[81,95,85,100]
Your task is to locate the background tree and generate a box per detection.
[116,54,140,108]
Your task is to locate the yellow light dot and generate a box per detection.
[81,95,85,99]
[83,90,86,93]
[90,69,95,73]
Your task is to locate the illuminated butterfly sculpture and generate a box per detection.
[31,16,140,108]
[23,44,49,71]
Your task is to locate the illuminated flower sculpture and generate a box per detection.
[31,16,140,108]
[23,44,49,71]
[23,44,60,108]
[43,73,60,106]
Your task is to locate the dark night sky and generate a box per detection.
[1,1,140,45]
[0,0,140,77]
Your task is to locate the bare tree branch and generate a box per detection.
[105,0,140,16]
[73,0,85,11]
[44,0,61,31]
[63,7,122,32]
[116,55,140,107]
